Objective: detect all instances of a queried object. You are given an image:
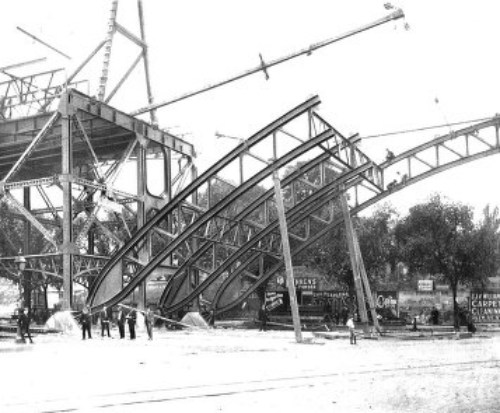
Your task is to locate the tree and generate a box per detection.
[394,195,498,328]
[357,205,399,288]
[297,204,398,293]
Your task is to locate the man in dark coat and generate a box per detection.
[126,307,137,339]
[100,306,111,337]
[116,306,126,339]
[81,306,92,340]
[17,308,33,344]
[258,303,268,332]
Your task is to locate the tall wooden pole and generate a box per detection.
[340,193,368,323]
[272,169,303,343]
[353,231,381,333]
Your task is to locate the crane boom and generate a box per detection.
[130,8,404,116]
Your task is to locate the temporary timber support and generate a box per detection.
[353,230,381,333]
[272,168,303,343]
[340,192,368,323]
[340,192,381,332]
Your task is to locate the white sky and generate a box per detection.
[2,0,500,219]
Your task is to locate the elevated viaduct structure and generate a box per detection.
[0,88,195,309]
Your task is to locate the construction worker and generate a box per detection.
[81,306,92,340]
[17,308,33,344]
[346,315,356,345]
[100,306,111,338]
[126,306,137,339]
[145,307,154,340]
[116,306,126,339]
[258,303,268,332]
[386,149,395,161]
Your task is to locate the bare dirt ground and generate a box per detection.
[1,327,499,412]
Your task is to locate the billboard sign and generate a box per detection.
[418,280,434,292]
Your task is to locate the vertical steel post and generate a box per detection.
[137,0,157,125]
[61,105,74,310]
[340,193,368,323]
[272,169,303,343]
[136,139,147,310]
[23,187,32,314]
[190,163,200,311]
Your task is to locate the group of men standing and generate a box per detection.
[80,305,153,340]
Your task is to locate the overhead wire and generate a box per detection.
[360,116,493,139]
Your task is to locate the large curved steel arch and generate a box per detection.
[89,92,500,314]
[88,95,321,307]
[161,164,373,314]
[89,96,380,309]
[159,157,376,312]
[212,115,500,313]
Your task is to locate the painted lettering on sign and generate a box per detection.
[470,291,500,323]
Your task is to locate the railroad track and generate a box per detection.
[6,358,498,412]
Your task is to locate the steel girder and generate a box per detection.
[87,95,325,307]
[0,254,107,287]
[212,116,500,313]
[165,164,374,314]
[87,95,384,312]
[88,97,500,315]
[159,135,379,310]
[0,68,87,120]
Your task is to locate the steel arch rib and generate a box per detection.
[161,164,372,313]
[158,150,336,308]
[89,128,335,309]
[158,140,377,309]
[88,96,325,308]
[213,117,500,313]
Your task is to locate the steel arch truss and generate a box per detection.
[88,95,384,311]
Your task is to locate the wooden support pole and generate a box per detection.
[340,193,368,323]
[353,231,381,333]
[272,169,303,343]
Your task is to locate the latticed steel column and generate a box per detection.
[23,187,32,314]
[61,100,74,310]
[136,139,147,310]
[97,0,119,101]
